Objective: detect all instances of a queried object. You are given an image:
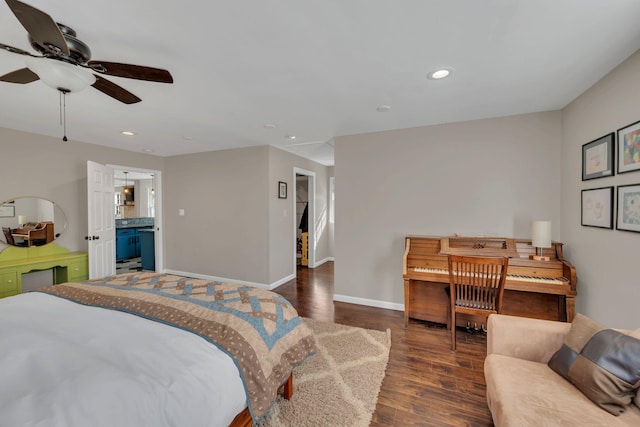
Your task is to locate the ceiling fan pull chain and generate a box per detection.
[60,89,68,142]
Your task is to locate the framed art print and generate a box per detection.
[0,204,15,218]
[278,181,287,199]
[616,184,640,233]
[581,186,613,229]
[582,133,614,180]
[617,120,640,174]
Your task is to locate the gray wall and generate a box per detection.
[333,50,640,329]
[0,131,332,290]
[163,146,271,284]
[334,111,562,308]
[7,50,638,328]
[561,49,640,329]
[0,127,163,252]
[162,145,332,287]
[268,147,332,284]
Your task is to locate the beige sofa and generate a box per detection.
[484,314,640,426]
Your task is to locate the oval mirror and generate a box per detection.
[0,197,67,247]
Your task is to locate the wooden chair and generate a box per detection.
[2,227,16,246]
[447,255,509,350]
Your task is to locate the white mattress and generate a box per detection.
[0,292,246,427]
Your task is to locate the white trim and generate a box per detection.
[313,256,334,267]
[107,164,163,273]
[293,167,316,272]
[269,273,296,290]
[333,294,404,312]
[329,176,335,224]
[162,269,294,291]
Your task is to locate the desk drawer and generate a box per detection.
[0,271,18,293]
[68,261,88,282]
[0,290,17,299]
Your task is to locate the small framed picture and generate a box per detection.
[0,204,15,218]
[616,184,640,233]
[278,181,287,199]
[617,120,640,174]
[582,133,614,181]
[581,186,613,229]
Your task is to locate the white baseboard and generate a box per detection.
[269,273,296,290]
[333,293,404,312]
[312,257,334,268]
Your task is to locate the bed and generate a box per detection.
[0,271,317,427]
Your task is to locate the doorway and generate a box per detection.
[111,166,162,274]
[87,161,163,278]
[293,167,315,272]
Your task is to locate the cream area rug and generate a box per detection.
[258,318,391,427]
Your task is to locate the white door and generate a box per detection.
[87,161,116,278]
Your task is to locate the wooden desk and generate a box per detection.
[0,243,88,298]
[11,222,55,247]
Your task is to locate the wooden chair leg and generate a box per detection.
[451,311,456,351]
[446,303,451,331]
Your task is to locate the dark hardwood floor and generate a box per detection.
[275,262,494,427]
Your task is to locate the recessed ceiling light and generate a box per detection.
[142,148,154,153]
[121,130,135,136]
[286,135,296,140]
[264,124,276,129]
[428,67,454,80]
[376,105,391,113]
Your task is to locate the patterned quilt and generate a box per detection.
[36,272,317,422]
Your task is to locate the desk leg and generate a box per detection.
[404,278,410,329]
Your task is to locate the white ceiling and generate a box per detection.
[2,1,640,167]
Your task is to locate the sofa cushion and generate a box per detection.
[485,354,640,426]
[632,328,640,408]
[548,314,640,415]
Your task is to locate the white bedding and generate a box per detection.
[0,292,246,427]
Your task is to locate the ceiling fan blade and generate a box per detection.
[0,67,39,83]
[5,0,69,56]
[87,61,173,83]
[91,75,141,104]
[0,42,37,56]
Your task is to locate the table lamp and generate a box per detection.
[531,221,551,261]
[18,215,27,227]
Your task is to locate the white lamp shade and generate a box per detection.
[532,221,551,248]
[18,215,27,226]
[26,57,96,92]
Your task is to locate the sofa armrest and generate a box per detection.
[487,314,571,363]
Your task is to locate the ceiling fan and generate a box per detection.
[0,0,173,105]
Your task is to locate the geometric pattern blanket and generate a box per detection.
[36,272,317,422]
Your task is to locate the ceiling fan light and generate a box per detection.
[26,57,96,92]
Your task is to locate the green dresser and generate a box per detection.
[0,243,88,298]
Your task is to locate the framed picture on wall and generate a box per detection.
[617,120,640,174]
[582,133,614,181]
[581,186,613,229]
[278,181,287,199]
[616,184,640,233]
[0,204,15,218]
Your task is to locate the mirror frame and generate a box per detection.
[0,196,67,248]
